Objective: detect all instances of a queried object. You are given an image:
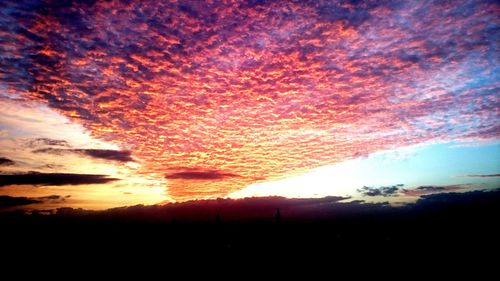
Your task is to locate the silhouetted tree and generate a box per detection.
[275,208,281,224]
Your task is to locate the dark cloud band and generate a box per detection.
[0,195,40,209]
[166,169,240,180]
[466,174,500,178]
[34,148,134,162]
[0,172,118,187]
[0,157,15,166]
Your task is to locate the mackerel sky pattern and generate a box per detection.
[1,0,499,199]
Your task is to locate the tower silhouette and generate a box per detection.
[275,208,281,224]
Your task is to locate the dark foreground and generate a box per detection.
[1,189,499,262]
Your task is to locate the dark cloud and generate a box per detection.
[35,195,61,200]
[412,189,500,209]
[1,189,499,255]
[466,174,500,178]
[417,186,446,191]
[404,184,469,196]
[73,149,133,162]
[166,169,240,180]
[0,194,68,209]
[33,148,134,162]
[0,157,15,166]
[0,172,118,187]
[357,185,402,197]
[27,138,69,148]
[0,195,40,209]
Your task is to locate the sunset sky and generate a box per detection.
[0,0,499,211]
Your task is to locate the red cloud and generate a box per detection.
[1,0,499,200]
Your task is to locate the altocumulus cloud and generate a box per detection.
[0,0,498,199]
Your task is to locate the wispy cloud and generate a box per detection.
[465,174,500,178]
[403,184,473,196]
[27,138,69,148]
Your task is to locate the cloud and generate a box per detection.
[33,148,134,162]
[1,0,498,199]
[166,169,240,180]
[357,185,402,197]
[404,184,470,196]
[26,138,69,148]
[0,194,69,209]
[0,172,118,187]
[412,189,500,209]
[0,195,40,209]
[0,157,15,166]
[35,195,62,200]
[417,186,446,192]
[466,174,500,178]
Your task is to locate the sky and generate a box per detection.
[0,0,499,211]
